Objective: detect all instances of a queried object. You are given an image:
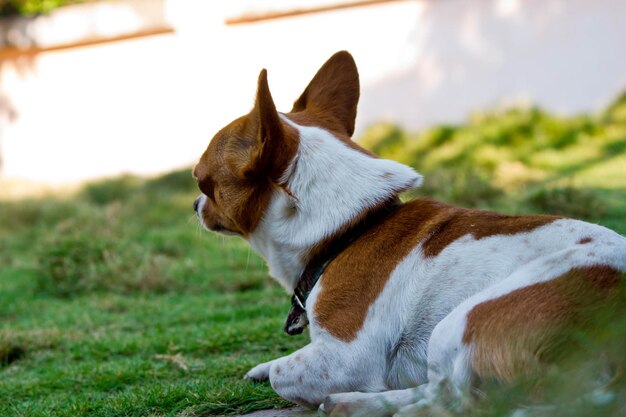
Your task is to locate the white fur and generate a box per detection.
[225,118,626,415]
[247,116,422,291]
[196,194,208,228]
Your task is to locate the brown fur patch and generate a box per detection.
[463,265,623,381]
[315,199,559,341]
[193,72,299,236]
[578,237,593,244]
[419,203,560,258]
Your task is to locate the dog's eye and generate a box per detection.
[198,177,216,201]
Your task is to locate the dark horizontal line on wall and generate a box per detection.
[225,0,411,25]
[0,26,174,60]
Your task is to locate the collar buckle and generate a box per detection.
[293,293,305,310]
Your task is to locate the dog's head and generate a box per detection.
[192,67,299,236]
[193,51,421,239]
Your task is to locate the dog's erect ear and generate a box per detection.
[291,51,359,137]
[234,69,296,181]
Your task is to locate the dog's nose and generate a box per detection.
[193,197,201,212]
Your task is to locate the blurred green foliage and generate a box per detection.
[360,91,626,231]
[0,0,86,17]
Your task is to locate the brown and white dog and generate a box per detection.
[193,51,626,416]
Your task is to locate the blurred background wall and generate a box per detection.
[0,0,625,186]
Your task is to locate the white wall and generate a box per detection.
[1,0,625,185]
[359,0,626,131]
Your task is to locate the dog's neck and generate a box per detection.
[247,117,422,292]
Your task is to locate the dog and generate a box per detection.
[193,51,626,416]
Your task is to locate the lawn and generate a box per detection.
[1,94,625,417]
[0,173,303,416]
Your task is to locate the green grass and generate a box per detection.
[1,93,625,416]
[0,170,304,416]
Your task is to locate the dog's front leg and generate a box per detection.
[245,358,278,382]
[263,342,366,408]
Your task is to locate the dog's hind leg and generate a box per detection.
[318,317,470,417]
[320,387,425,417]
[413,246,626,411]
[318,346,470,417]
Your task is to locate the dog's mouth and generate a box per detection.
[194,195,240,236]
[201,215,240,236]
[209,223,240,236]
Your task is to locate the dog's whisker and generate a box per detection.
[187,214,204,237]
[245,245,251,273]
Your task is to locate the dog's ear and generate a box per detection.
[230,69,295,181]
[292,51,359,137]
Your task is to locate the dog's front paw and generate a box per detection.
[244,361,273,383]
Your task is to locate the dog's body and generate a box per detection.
[194,52,626,416]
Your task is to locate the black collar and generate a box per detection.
[284,199,402,335]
